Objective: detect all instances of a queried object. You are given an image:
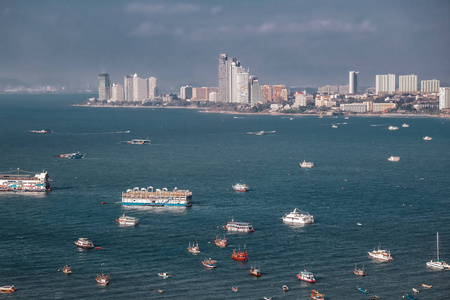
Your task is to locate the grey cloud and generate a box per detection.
[125,2,201,15]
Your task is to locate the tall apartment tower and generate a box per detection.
[148,77,158,100]
[376,74,396,95]
[180,85,193,100]
[124,75,134,102]
[111,83,124,101]
[398,74,417,93]
[439,87,450,109]
[98,73,111,100]
[218,53,239,103]
[349,71,359,94]
[249,76,264,106]
[421,79,440,94]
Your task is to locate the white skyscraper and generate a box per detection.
[111,83,124,101]
[439,87,450,109]
[249,76,264,106]
[349,71,359,94]
[148,77,158,100]
[132,74,148,101]
[398,74,417,93]
[376,74,396,95]
[421,79,440,94]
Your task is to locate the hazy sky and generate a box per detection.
[1,0,449,90]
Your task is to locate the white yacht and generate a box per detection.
[116,214,139,226]
[368,247,393,261]
[388,126,399,131]
[300,161,314,168]
[388,156,400,162]
[282,208,314,224]
[426,232,450,270]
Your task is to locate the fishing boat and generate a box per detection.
[224,219,255,232]
[311,289,324,300]
[121,139,150,145]
[422,284,432,289]
[96,274,109,285]
[282,285,289,291]
[158,273,171,278]
[426,232,450,270]
[282,208,314,224]
[423,136,432,141]
[402,294,416,300]
[300,160,314,168]
[388,156,400,162]
[402,123,410,128]
[249,265,261,276]
[388,125,399,130]
[368,246,393,261]
[62,265,72,274]
[356,286,369,294]
[297,270,316,283]
[353,264,365,276]
[232,286,238,292]
[56,151,85,159]
[232,246,249,261]
[116,214,139,226]
[232,183,249,192]
[74,238,94,249]
[202,258,216,268]
[412,288,419,293]
[0,286,17,293]
[214,236,227,247]
[187,242,200,254]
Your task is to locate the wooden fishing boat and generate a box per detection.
[232,286,238,292]
[62,265,72,274]
[402,293,416,300]
[353,264,365,276]
[202,258,216,268]
[232,246,248,261]
[249,265,261,276]
[187,242,200,254]
[311,290,324,300]
[214,236,227,247]
[422,284,432,289]
[96,274,109,285]
[356,286,369,294]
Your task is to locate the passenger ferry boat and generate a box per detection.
[0,286,17,293]
[0,169,51,192]
[232,183,249,192]
[388,156,400,162]
[121,186,192,207]
[224,219,255,232]
[62,265,72,274]
[426,232,450,270]
[74,238,94,249]
[368,246,393,261]
[249,265,261,276]
[202,258,216,268]
[232,246,249,261]
[214,236,227,247]
[388,126,399,131]
[56,151,85,159]
[188,242,200,254]
[96,274,109,285]
[116,214,139,226]
[300,161,314,168]
[311,289,324,300]
[297,270,316,283]
[423,136,432,141]
[121,139,150,145]
[282,208,314,224]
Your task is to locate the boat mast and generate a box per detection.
[437,232,439,261]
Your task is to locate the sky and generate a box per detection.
[1,0,449,91]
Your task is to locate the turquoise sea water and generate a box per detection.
[0,94,449,299]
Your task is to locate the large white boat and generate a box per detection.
[0,169,51,192]
[368,247,393,261]
[297,270,316,283]
[224,219,255,232]
[232,183,249,192]
[121,186,192,207]
[426,232,450,270]
[116,214,139,226]
[388,156,400,162]
[300,160,314,168]
[388,126,399,131]
[282,208,314,224]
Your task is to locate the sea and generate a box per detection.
[0,94,449,299]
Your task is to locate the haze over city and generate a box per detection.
[1,0,450,90]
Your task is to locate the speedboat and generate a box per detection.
[232,183,249,192]
[297,270,316,283]
[368,246,393,261]
[96,274,109,285]
[0,286,17,293]
[388,156,400,162]
[232,246,249,261]
[422,284,432,289]
[311,290,324,300]
[332,125,338,128]
[202,258,216,268]
[158,273,171,278]
[402,123,409,128]
[300,160,314,168]
[282,208,314,224]
[423,136,432,141]
[356,286,369,294]
[74,238,94,249]
[353,264,365,276]
[62,265,72,274]
[57,151,85,159]
[249,265,261,276]
[214,236,227,247]
[426,232,450,270]
[388,126,399,130]
[188,242,200,254]
[116,214,139,226]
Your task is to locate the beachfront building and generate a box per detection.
[421,79,440,94]
[376,74,396,95]
[110,83,124,102]
[398,74,417,93]
[349,71,359,94]
[439,87,450,109]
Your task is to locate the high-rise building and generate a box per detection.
[148,77,158,100]
[421,79,440,94]
[180,85,193,100]
[236,69,249,104]
[218,53,238,103]
[261,85,273,102]
[124,75,134,102]
[132,74,148,101]
[439,87,450,109]
[248,76,264,106]
[293,91,307,107]
[273,85,287,102]
[191,87,218,101]
[111,83,124,101]
[376,74,396,95]
[349,71,359,94]
[98,73,111,100]
[398,74,417,93]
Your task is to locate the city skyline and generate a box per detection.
[1,0,450,90]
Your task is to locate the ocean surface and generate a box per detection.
[0,94,449,299]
